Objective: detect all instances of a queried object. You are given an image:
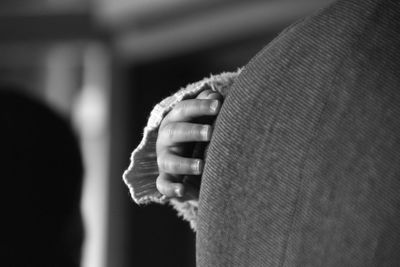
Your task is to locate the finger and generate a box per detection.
[164,99,220,123]
[196,89,215,99]
[158,122,212,145]
[156,173,200,200]
[156,173,184,198]
[157,152,204,175]
[197,89,223,101]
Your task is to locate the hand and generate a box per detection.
[156,89,222,200]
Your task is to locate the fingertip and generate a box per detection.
[196,89,213,99]
[156,173,188,198]
[210,100,220,114]
[192,159,204,175]
[201,125,213,141]
[174,184,184,198]
[156,173,174,197]
[207,92,222,100]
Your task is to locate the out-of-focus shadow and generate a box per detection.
[0,85,84,267]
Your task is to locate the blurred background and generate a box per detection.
[0,0,334,266]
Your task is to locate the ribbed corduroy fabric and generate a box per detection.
[197,0,400,266]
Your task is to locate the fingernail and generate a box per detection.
[201,125,212,141]
[192,159,204,174]
[210,100,220,113]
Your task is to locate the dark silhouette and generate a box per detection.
[1,85,84,267]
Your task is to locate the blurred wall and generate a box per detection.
[0,0,335,266]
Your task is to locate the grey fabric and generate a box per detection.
[197,0,400,266]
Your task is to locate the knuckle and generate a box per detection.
[167,125,175,140]
[159,123,181,144]
[162,123,175,141]
[157,157,163,171]
[156,177,168,195]
[158,154,177,173]
[170,160,180,173]
[170,158,184,173]
[156,129,165,148]
[157,154,167,171]
[155,138,162,153]
[176,101,189,116]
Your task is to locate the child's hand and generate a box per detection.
[156,89,222,200]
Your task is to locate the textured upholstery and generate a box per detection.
[197,0,400,266]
